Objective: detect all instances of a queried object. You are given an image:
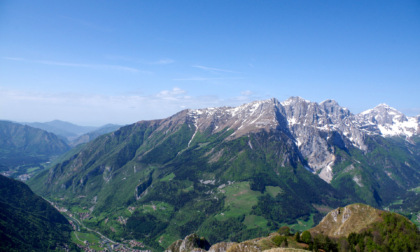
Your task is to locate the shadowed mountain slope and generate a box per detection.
[0,175,76,251]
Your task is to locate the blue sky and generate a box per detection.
[0,0,419,126]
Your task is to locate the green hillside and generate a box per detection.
[330,135,420,207]
[0,120,70,179]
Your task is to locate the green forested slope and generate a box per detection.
[0,175,76,251]
[0,120,70,178]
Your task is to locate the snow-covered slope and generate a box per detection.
[357,104,419,137]
[187,98,288,139]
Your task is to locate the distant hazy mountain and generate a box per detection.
[25,120,97,141]
[70,124,122,147]
[29,97,420,250]
[0,175,76,251]
[0,120,69,155]
[0,120,70,179]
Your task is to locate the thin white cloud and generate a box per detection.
[2,57,145,73]
[193,65,240,74]
[156,87,187,100]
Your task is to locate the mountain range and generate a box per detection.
[24,120,122,146]
[24,120,97,141]
[28,97,420,251]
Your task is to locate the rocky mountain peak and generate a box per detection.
[187,98,284,139]
[357,104,418,137]
[320,99,350,119]
[280,96,310,106]
[361,103,407,124]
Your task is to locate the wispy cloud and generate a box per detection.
[156,87,187,100]
[193,65,240,74]
[3,57,144,73]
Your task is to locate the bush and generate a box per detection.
[272,235,288,247]
[277,226,290,236]
[294,231,301,242]
[301,230,312,244]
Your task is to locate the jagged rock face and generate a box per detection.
[357,104,419,137]
[281,97,367,149]
[184,97,376,183]
[279,97,367,182]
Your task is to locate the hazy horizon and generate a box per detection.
[2,96,418,128]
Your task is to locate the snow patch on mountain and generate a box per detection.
[357,104,419,137]
[187,98,282,139]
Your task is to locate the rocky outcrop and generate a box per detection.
[309,203,383,238]
[208,242,237,252]
[166,234,211,252]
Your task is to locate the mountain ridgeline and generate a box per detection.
[0,120,70,179]
[25,120,97,141]
[0,120,69,156]
[25,120,122,146]
[29,97,420,250]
